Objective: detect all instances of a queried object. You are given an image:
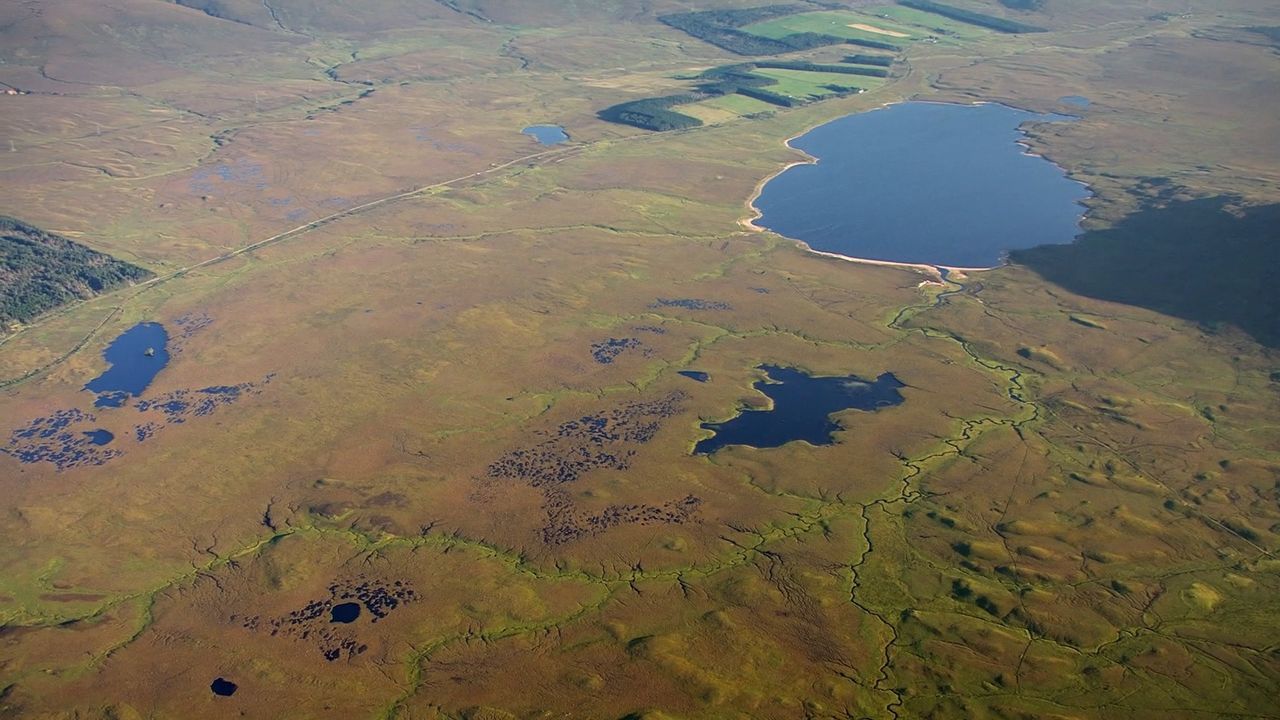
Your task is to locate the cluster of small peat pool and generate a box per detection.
[1,316,271,471]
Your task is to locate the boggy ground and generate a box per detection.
[0,1,1277,718]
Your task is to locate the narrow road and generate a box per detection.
[0,140,594,388]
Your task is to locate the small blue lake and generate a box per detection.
[522,125,569,145]
[83,322,170,408]
[1059,95,1091,107]
[694,365,904,455]
[753,102,1090,268]
[678,370,710,383]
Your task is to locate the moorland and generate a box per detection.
[0,1,1277,718]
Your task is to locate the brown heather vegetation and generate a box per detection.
[0,1,1277,718]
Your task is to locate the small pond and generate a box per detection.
[522,125,569,145]
[331,602,361,624]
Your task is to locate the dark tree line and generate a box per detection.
[844,54,896,67]
[695,64,778,96]
[659,5,900,55]
[999,0,1045,10]
[898,0,1047,33]
[755,61,889,77]
[597,95,704,132]
[0,217,152,327]
[736,87,804,107]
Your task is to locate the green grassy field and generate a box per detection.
[678,92,777,123]
[745,9,922,42]
[753,67,885,99]
[869,4,996,39]
[701,92,777,115]
[743,6,989,45]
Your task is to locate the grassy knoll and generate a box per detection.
[0,0,1278,718]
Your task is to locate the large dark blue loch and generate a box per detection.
[83,322,171,407]
[695,365,904,455]
[753,102,1090,268]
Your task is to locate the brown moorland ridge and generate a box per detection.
[0,1,1277,718]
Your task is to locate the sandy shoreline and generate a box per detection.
[806,247,990,276]
[738,99,1092,278]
